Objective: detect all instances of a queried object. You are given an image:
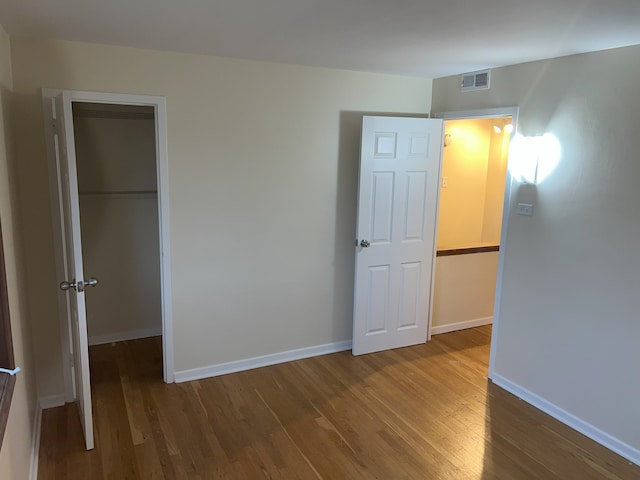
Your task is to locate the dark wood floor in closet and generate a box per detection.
[37,327,638,479]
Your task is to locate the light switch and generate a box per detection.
[441,176,448,188]
[517,203,534,216]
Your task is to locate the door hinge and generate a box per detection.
[69,352,75,368]
[52,120,58,134]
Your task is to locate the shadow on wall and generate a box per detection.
[11,88,63,393]
[1,84,36,380]
[1,85,30,314]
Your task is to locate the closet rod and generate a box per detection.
[79,190,158,195]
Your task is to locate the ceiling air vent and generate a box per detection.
[460,69,491,92]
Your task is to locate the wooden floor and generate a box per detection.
[38,327,639,479]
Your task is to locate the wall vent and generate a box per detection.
[460,69,491,92]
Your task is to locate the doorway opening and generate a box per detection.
[431,107,518,377]
[43,90,174,419]
[72,102,162,347]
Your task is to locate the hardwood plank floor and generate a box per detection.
[38,327,639,479]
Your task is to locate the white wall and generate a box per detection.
[0,25,38,480]
[433,45,640,460]
[74,110,162,344]
[432,252,498,333]
[9,37,433,397]
[80,195,162,343]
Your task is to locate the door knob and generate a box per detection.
[60,277,99,293]
[360,240,371,248]
[60,280,77,291]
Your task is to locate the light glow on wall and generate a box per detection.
[492,123,513,134]
[508,133,561,184]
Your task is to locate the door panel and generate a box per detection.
[353,116,443,355]
[367,265,390,334]
[404,172,427,241]
[398,261,421,328]
[54,92,94,450]
[371,172,394,243]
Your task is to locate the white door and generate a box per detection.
[353,116,443,355]
[54,91,95,450]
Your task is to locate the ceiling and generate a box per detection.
[1,0,640,78]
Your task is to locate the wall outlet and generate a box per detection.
[517,203,534,216]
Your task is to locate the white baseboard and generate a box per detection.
[491,373,640,467]
[29,402,43,480]
[431,316,493,335]
[39,394,66,410]
[89,327,162,346]
[175,340,352,383]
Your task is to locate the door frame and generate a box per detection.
[433,106,518,381]
[42,89,175,391]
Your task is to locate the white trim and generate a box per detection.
[491,373,640,467]
[175,340,353,383]
[41,89,175,385]
[432,106,519,380]
[426,119,446,342]
[28,402,43,480]
[89,328,163,346]
[39,394,66,410]
[154,97,175,384]
[434,106,519,120]
[431,316,493,335]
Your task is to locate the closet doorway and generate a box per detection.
[43,91,174,450]
[73,102,162,346]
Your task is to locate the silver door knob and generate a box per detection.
[60,280,77,291]
[60,277,98,293]
[360,240,371,248]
